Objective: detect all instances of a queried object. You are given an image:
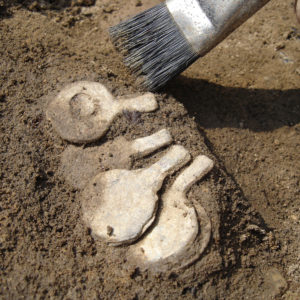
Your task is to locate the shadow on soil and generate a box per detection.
[164,76,286,278]
[165,76,300,132]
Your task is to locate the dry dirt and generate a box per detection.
[0,0,299,299]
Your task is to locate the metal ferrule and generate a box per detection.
[166,0,270,55]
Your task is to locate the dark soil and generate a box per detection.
[0,0,299,299]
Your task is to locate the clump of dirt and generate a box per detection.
[0,0,299,299]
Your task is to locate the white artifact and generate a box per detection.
[81,145,191,246]
[46,81,158,143]
[129,155,213,268]
[61,129,173,190]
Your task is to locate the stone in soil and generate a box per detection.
[262,268,288,299]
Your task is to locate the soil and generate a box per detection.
[0,0,299,299]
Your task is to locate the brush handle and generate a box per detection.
[166,0,270,54]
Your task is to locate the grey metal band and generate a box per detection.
[166,0,270,55]
[166,0,215,53]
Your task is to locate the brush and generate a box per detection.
[110,0,271,91]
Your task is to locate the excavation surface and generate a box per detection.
[0,1,299,299]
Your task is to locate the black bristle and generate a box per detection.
[109,3,199,91]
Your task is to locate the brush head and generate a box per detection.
[109,3,199,91]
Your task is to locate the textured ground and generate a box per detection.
[0,0,299,299]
